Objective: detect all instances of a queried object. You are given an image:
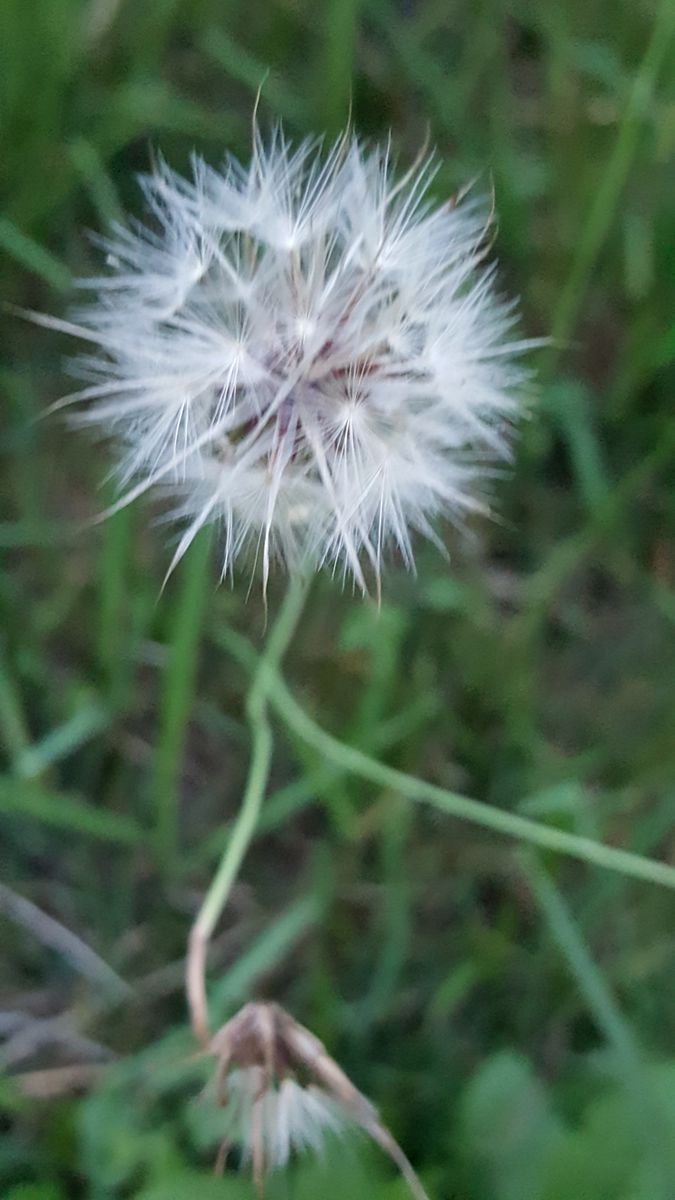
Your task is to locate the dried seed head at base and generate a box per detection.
[206,1001,429,1200]
[48,126,532,591]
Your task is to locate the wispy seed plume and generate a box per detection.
[49,127,531,589]
[205,1001,430,1200]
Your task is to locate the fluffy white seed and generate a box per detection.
[55,127,531,589]
[206,1002,429,1199]
[222,1068,347,1169]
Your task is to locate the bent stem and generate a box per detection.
[270,675,675,890]
[186,575,308,1045]
[215,626,675,893]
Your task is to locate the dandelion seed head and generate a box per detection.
[59,127,530,589]
[205,1001,429,1200]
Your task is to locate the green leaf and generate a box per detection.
[136,1174,249,1200]
[4,1186,66,1200]
[460,1051,566,1200]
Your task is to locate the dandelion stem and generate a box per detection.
[215,626,675,893]
[270,677,675,889]
[186,575,308,1044]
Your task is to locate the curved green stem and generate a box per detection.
[216,626,675,893]
[272,676,675,890]
[186,575,308,1043]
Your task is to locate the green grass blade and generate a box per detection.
[317,0,361,134]
[0,217,71,291]
[208,893,321,1023]
[359,796,412,1025]
[15,701,110,780]
[199,29,304,128]
[0,644,32,767]
[550,0,675,348]
[152,529,212,872]
[0,776,143,844]
[521,851,673,1199]
[68,137,124,226]
[97,495,135,705]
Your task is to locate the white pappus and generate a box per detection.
[52,127,531,590]
[205,1001,430,1200]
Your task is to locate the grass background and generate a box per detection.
[2,0,675,1197]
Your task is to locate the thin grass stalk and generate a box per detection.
[317,0,361,135]
[549,0,675,352]
[98,493,134,705]
[153,528,212,872]
[521,851,673,1199]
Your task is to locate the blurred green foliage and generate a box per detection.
[2,0,675,1197]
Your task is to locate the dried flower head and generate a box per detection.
[51,127,529,589]
[206,1001,428,1199]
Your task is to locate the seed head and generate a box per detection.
[206,1001,428,1199]
[54,128,530,589]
